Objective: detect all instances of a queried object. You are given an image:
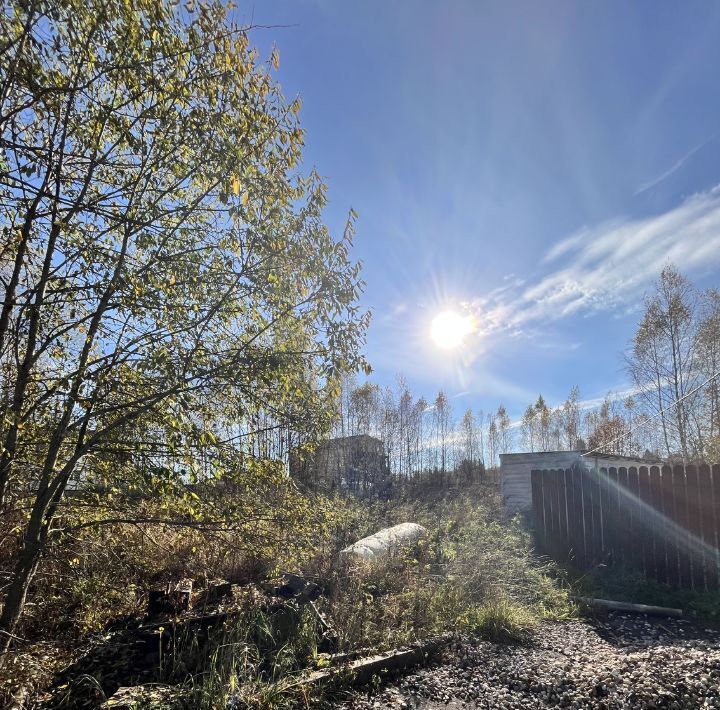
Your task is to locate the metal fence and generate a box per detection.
[531,464,720,590]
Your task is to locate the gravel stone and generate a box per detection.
[334,613,720,709]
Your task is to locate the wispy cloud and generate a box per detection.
[634,135,716,196]
[470,186,720,336]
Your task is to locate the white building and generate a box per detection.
[500,450,662,513]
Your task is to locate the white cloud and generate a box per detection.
[471,186,720,335]
[634,135,716,196]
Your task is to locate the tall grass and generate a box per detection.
[2,484,573,708]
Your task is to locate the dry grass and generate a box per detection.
[0,483,572,708]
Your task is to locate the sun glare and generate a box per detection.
[430,311,473,350]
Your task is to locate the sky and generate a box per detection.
[243,0,720,421]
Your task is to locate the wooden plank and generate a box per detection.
[673,465,692,589]
[617,467,630,571]
[697,464,716,591]
[589,464,603,565]
[556,468,569,561]
[579,466,593,565]
[711,465,720,589]
[628,467,641,575]
[606,467,620,566]
[660,465,679,588]
[598,468,612,563]
[570,466,587,570]
[564,467,579,568]
[649,466,667,586]
[531,469,544,552]
[551,469,566,561]
[685,465,704,591]
[544,470,555,557]
[638,466,653,580]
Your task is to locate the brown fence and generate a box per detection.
[531,464,720,591]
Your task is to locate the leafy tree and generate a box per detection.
[561,385,581,450]
[520,405,537,452]
[433,390,451,474]
[626,265,702,460]
[533,395,551,451]
[698,289,720,458]
[0,0,368,657]
[496,404,511,456]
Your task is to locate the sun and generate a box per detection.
[430,311,473,349]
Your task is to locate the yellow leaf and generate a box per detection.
[230,175,240,196]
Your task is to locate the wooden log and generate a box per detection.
[576,596,682,617]
[301,634,453,688]
[101,684,179,708]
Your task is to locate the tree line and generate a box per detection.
[331,265,720,481]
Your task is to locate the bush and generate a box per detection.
[1,483,572,707]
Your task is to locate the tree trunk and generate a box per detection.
[0,519,44,664]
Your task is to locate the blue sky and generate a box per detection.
[244,1,720,420]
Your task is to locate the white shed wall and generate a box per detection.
[500,452,581,513]
[500,452,662,514]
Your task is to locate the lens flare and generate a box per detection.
[430,311,473,349]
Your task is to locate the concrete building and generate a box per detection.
[500,450,662,513]
[289,434,391,495]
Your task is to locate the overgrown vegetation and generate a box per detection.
[0,0,369,665]
[0,483,572,707]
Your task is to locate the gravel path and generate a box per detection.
[336,614,720,709]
